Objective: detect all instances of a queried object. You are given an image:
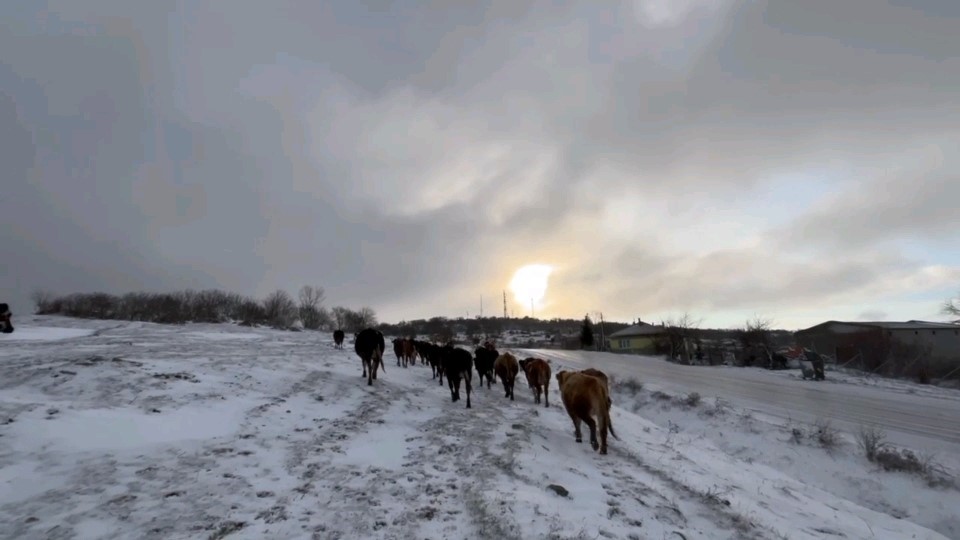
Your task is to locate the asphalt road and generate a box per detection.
[513,348,960,458]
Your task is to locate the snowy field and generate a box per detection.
[1,317,956,539]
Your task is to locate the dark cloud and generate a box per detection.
[2,1,958,327]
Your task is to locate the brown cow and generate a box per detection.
[579,368,612,409]
[401,338,417,367]
[518,357,551,407]
[493,352,519,400]
[556,370,618,454]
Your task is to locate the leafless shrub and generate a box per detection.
[856,425,887,462]
[262,290,297,329]
[788,423,805,445]
[813,419,840,450]
[700,486,731,507]
[297,286,327,330]
[651,390,672,401]
[701,397,729,417]
[31,290,57,314]
[682,392,702,408]
[874,447,925,474]
[856,425,955,487]
[616,378,644,396]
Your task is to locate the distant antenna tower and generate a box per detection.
[480,295,483,318]
[503,290,508,319]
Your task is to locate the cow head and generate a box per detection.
[0,303,13,334]
[518,358,531,371]
[555,370,572,387]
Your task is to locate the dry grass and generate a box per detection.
[857,425,955,488]
[813,419,840,450]
[682,392,702,408]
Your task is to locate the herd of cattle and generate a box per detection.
[345,328,618,455]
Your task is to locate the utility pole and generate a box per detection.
[531,298,534,319]
[503,290,508,319]
[480,295,483,318]
[599,312,606,352]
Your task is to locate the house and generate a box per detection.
[606,321,667,354]
[794,320,960,374]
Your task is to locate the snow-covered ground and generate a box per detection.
[1,317,955,539]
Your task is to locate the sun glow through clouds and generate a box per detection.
[509,264,554,310]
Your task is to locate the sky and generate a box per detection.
[2,0,959,331]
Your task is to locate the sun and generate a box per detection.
[509,264,554,306]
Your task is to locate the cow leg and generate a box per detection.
[509,381,515,401]
[464,372,472,409]
[571,415,583,443]
[448,377,457,402]
[544,385,549,408]
[585,417,599,451]
[599,415,608,455]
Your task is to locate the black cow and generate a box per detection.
[392,337,404,366]
[333,329,345,349]
[474,345,498,389]
[415,341,444,382]
[354,328,386,386]
[0,304,12,334]
[440,344,473,408]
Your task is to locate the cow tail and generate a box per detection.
[375,347,384,372]
[605,393,618,440]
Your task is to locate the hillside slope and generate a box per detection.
[0,317,949,539]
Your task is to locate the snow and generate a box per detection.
[7,402,247,452]
[1,317,955,540]
[0,326,96,342]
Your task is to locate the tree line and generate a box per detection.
[375,314,631,348]
[30,286,377,331]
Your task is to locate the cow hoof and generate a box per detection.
[599,448,607,455]
[575,437,582,443]
[466,403,471,409]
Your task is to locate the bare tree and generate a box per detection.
[659,312,702,364]
[30,290,56,314]
[738,315,775,367]
[263,290,297,329]
[942,292,960,323]
[330,306,349,330]
[348,307,378,330]
[298,285,326,330]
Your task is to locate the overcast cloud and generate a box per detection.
[2,0,959,329]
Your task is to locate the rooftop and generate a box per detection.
[798,320,960,333]
[608,323,668,338]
